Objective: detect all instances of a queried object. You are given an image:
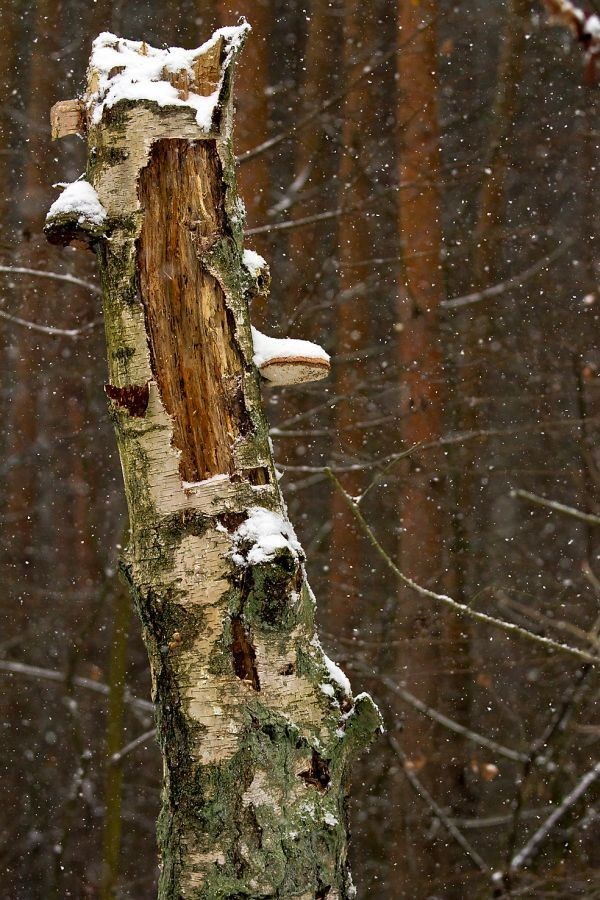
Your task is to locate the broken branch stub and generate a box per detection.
[50,98,86,140]
[45,27,380,900]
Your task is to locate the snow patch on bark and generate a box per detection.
[243,248,267,278]
[47,180,107,225]
[311,635,352,697]
[231,506,302,566]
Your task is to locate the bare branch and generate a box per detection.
[277,416,600,476]
[0,659,153,713]
[510,760,600,872]
[495,590,600,649]
[237,22,430,165]
[0,307,100,338]
[441,244,570,310]
[372,668,553,770]
[0,264,101,294]
[326,470,599,665]
[511,488,600,526]
[110,728,157,766]
[244,208,342,236]
[388,734,492,875]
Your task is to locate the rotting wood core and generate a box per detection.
[138,138,251,483]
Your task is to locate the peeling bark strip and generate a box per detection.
[46,28,381,900]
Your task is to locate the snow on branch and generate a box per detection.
[45,179,107,247]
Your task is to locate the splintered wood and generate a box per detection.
[137,139,249,483]
[161,36,224,100]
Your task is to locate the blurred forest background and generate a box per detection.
[1,0,600,897]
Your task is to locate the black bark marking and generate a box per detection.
[298,750,331,791]
[217,511,248,532]
[230,616,260,691]
[105,382,150,417]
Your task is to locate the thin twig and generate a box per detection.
[511,488,600,526]
[277,416,600,475]
[237,22,430,165]
[503,657,597,874]
[244,208,342,236]
[495,590,600,648]
[453,808,554,831]
[370,667,554,770]
[326,470,599,665]
[441,244,569,310]
[0,307,100,338]
[388,734,492,874]
[110,728,157,766]
[0,264,101,294]
[582,561,600,596]
[510,760,600,872]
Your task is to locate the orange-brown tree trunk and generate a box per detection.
[219,0,271,264]
[392,1,458,890]
[329,0,375,637]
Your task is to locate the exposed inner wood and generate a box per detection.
[138,138,249,483]
[193,36,224,95]
[160,37,223,100]
[230,616,260,691]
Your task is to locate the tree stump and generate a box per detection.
[46,26,380,900]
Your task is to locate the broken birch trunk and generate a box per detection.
[46,27,380,900]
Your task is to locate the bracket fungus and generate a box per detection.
[251,326,331,386]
